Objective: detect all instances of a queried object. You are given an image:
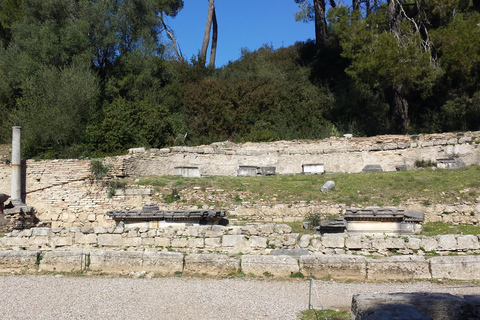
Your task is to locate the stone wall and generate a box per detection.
[118,131,480,176]
[2,225,480,256]
[0,131,478,227]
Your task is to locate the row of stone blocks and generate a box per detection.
[2,250,480,280]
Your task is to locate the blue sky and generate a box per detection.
[165,1,317,68]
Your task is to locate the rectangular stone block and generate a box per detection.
[430,256,480,280]
[50,235,74,247]
[39,250,85,273]
[457,235,480,250]
[154,237,171,248]
[184,254,239,276]
[31,228,51,237]
[300,254,366,281]
[321,235,345,248]
[98,234,123,247]
[142,251,184,275]
[75,232,97,245]
[0,250,39,272]
[241,255,299,278]
[89,250,143,273]
[205,238,221,248]
[187,238,204,248]
[367,256,430,281]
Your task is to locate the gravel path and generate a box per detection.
[1,275,480,319]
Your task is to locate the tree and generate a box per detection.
[200,0,217,67]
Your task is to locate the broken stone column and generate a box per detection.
[4,126,38,229]
[10,126,23,206]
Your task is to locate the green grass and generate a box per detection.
[299,309,351,320]
[421,222,480,236]
[132,165,480,208]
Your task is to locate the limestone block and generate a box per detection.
[142,251,184,275]
[0,250,39,272]
[93,227,107,234]
[257,224,275,234]
[430,256,480,280]
[75,232,97,245]
[39,251,85,272]
[420,238,438,252]
[457,235,479,250]
[184,226,201,237]
[98,234,123,247]
[123,237,142,247]
[437,234,457,250]
[300,254,366,281]
[171,238,187,248]
[309,238,322,252]
[89,250,143,273]
[352,292,473,320]
[241,225,259,235]
[205,237,221,248]
[187,237,204,248]
[250,236,267,248]
[274,224,292,233]
[154,237,171,248]
[141,237,155,247]
[345,235,371,250]
[31,227,51,237]
[50,235,74,247]
[222,235,246,247]
[32,236,49,248]
[366,256,430,281]
[0,236,30,248]
[299,235,313,248]
[184,254,239,276]
[241,255,299,278]
[405,237,421,250]
[321,235,345,248]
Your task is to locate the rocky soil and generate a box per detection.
[1,275,480,319]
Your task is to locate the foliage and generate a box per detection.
[299,309,351,320]
[0,1,479,157]
[134,165,480,208]
[422,222,480,236]
[305,212,322,229]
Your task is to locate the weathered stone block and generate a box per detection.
[205,237,221,248]
[0,250,39,272]
[154,237,171,248]
[31,227,51,237]
[171,238,187,248]
[367,256,430,281]
[89,250,143,273]
[39,250,84,272]
[123,237,142,247]
[299,235,313,248]
[321,235,345,248]
[437,234,457,250]
[241,255,299,277]
[142,251,184,275]
[50,235,74,247]
[184,254,239,276]
[250,236,267,248]
[222,235,246,247]
[352,292,474,320]
[187,237,204,248]
[75,232,97,245]
[420,238,438,252]
[98,234,123,247]
[430,256,480,280]
[457,235,479,250]
[300,254,366,280]
[345,235,371,250]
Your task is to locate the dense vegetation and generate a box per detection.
[0,1,479,159]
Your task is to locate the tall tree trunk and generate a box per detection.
[160,14,184,62]
[392,83,408,132]
[208,7,217,67]
[200,0,215,64]
[352,0,360,11]
[313,0,326,45]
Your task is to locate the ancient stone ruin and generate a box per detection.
[1,127,38,230]
[106,204,228,228]
[319,207,425,235]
